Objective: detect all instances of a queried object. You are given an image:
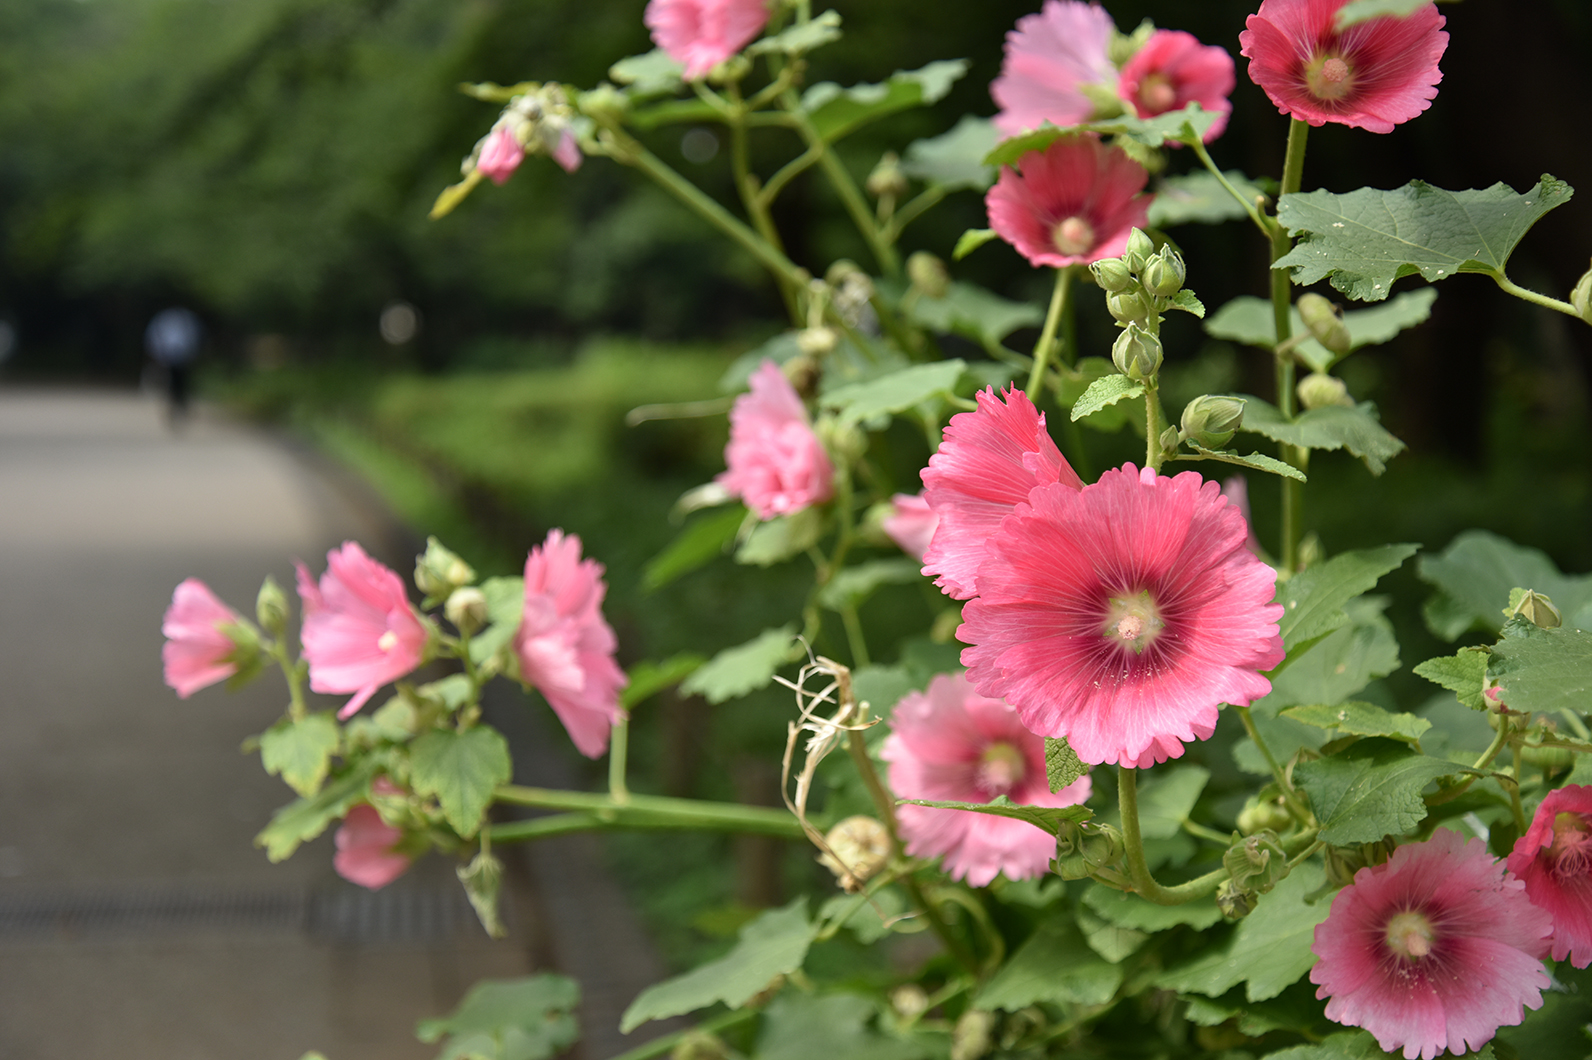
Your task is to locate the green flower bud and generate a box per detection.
[1236,796,1292,836]
[671,1030,732,1060]
[1090,257,1135,293]
[1142,247,1186,297]
[1296,293,1352,356]
[415,537,475,599]
[795,326,838,356]
[1106,286,1152,324]
[255,575,288,637]
[906,250,950,300]
[444,586,489,636]
[825,259,865,287]
[707,54,751,85]
[951,1008,996,1060]
[456,850,506,938]
[1506,588,1562,629]
[1571,259,1592,324]
[889,984,930,1020]
[1112,324,1162,381]
[1054,820,1125,880]
[1122,228,1155,272]
[817,815,891,892]
[814,414,867,465]
[1180,395,1246,449]
[1216,879,1256,920]
[1296,371,1353,410]
[577,83,629,125]
[1218,830,1288,919]
[1159,425,1182,458]
[866,151,910,200]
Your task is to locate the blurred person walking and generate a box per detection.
[145,306,201,427]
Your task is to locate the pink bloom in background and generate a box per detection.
[333,803,411,890]
[1312,829,1551,1059]
[1118,30,1236,141]
[882,672,1090,887]
[477,125,524,185]
[162,578,243,698]
[516,529,628,759]
[882,492,938,563]
[1240,0,1448,134]
[991,0,1117,136]
[920,388,1082,600]
[717,360,833,521]
[645,0,770,81]
[1219,476,1264,557]
[298,542,427,719]
[550,128,582,174]
[959,464,1283,768]
[986,135,1151,269]
[1508,784,1592,968]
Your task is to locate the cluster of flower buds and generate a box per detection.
[1216,829,1289,919]
[1092,229,1190,383]
[470,83,584,184]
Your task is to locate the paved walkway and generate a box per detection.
[0,389,672,1060]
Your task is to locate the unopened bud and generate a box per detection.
[1159,425,1182,457]
[1122,228,1155,272]
[256,575,288,637]
[577,83,629,125]
[951,1008,996,1060]
[1090,258,1135,293]
[1572,260,1592,323]
[817,815,891,891]
[825,259,865,288]
[415,537,476,599]
[866,151,910,199]
[814,416,867,465]
[1296,371,1353,410]
[1180,395,1246,449]
[1112,325,1162,381]
[1216,879,1256,920]
[890,984,931,1020]
[1507,588,1562,629]
[1296,293,1351,356]
[671,1030,732,1060]
[1142,247,1186,297]
[456,850,506,938]
[906,251,950,299]
[445,587,489,635]
[1236,796,1291,835]
[796,326,838,356]
[1106,287,1152,324]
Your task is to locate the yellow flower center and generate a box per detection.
[1384,910,1436,960]
[377,630,399,652]
[1305,54,1355,101]
[1052,216,1096,257]
[1102,591,1164,655]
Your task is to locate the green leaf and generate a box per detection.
[643,506,747,591]
[620,899,812,1032]
[1282,701,1431,745]
[259,712,340,797]
[903,116,999,191]
[1077,906,1149,963]
[983,105,1221,167]
[626,97,720,131]
[1233,706,1329,777]
[737,508,824,566]
[1488,626,1592,715]
[608,49,683,96]
[1293,738,1470,844]
[1082,884,1223,931]
[900,281,1042,347]
[802,60,969,142]
[409,726,512,837]
[756,992,925,1060]
[1058,357,1135,431]
[1413,648,1490,710]
[1263,1031,1393,1060]
[1336,0,1454,29]
[1237,398,1406,475]
[819,886,906,944]
[622,653,707,710]
[415,975,580,1060]
[1045,737,1088,794]
[819,360,966,424]
[1167,289,1205,318]
[1157,863,1331,1001]
[1274,544,1418,654]
[1263,597,1400,708]
[679,625,796,704]
[952,228,1000,260]
[255,757,379,862]
[899,794,1093,835]
[1417,529,1592,638]
[1070,375,1143,421]
[1185,445,1307,482]
[746,9,842,56]
[468,576,526,667]
[1149,170,1267,228]
[850,665,917,723]
[721,332,803,392]
[976,916,1124,1010]
[1205,289,1437,371]
[1274,175,1574,302]
[1133,766,1210,840]
[818,559,922,611]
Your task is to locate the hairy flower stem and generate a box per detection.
[1145,384,1165,473]
[1234,703,1313,825]
[1027,266,1074,400]
[1116,765,1226,905]
[1271,118,1311,573]
[491,785,806,838]
[1493,274,1584,319]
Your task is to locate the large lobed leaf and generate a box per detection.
[1417,529,1592,638]
[802,60,968,142]
[1293,738,1471,844]
[1274,544,1418,656]
[1205,289,1437,371]
[984,104,1220,167]
[1282,701,1430,745]
[415,974,580,1060]
[902,116,998,191]
[255,757,379,862]
[679,625,796,704]
[819,359,966,424]
[1238,397,1405,476]
[1488,624,1592,716]
[899,794,1094,835]
[756,992,927,1060]
[259,712,340,797]
[898,281,1042,348]
[409,726,513,837]
[977,916,1123,1010]
[1149,169,1268,229]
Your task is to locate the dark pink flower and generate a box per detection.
[1508,784,1592,968]
[991,0,1118,137]
[1239,0,1448,134]
[716,360,833,521]
[883,492,938,563]
[986,135,1152,269]
[477,125,524,185]
[921,387,1083,600]
[882,672,1090,887]
[162,578,244,698]
[516,530,628,759]
[333,803,411,890]
[1312,829,1551,1059]
[299,542,427,720]
[1118,30,1236,142]
[959,464,1283,768]
[645,0,770,81]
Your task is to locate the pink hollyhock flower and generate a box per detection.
[1312,829,1551,1059]
[1118,30,1236,142]
[1508,784,1592,968]
[1239,0,1448,135]
[477,125,524,185]
[516,529,628,759]
[1219,476,1264,557]
[298,542,427,720]
[162,578,244,698]
[959,464,1283,768]
[986,135,1152,269]
[920,387,1083,600]
[645,0,771,81]
[990,1,1118,137]
[333,803,411,890]
[716,360,833,521]
[882,672,1091,887]
[882,492,938,563]
[550,128,582,174]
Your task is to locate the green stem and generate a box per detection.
[1145,384,1164,472]
[839,604,870,668]
[881,185,950,245]
[1234,704,1313,825]
[274,642,307,723]
[1509,742,1529,834]
[608,718,631,803]
[486,813,614,843]
[1493,274,1584,319]
[1026,266,1073,399]
[1287,839,1324,870]
[1116,766,1230,905]
[492,785,805,838]
[727,92,801,325]
[1271,118,1311,572]
[780,97,900,277]
[1425,720,1514,806]
[1183,819,1232,845]
[1188,134,1271,241]
[604,1008,759,1060]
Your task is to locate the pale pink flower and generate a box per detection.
[1118,30,1236,142]
[645,0,770,81]
[921,387,1082,600]
[1219,475,1264,557]
[550,128,582,174]
[716,360,833,521]
[1507,785,1592,968]
[986,135,1152,269]
[516,529,628,759]
[333,803,411,890]
[959,464,1284,768]
[1239,0,1448,135]
[162,578,244,698]
[477,125,524,185]
[882,492,938,563]
[1312,829,1551,1059]
[298,542,427,720]
[990,1,1118,137]
[882,672,1091,887]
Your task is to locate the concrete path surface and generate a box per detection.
[0,389,674,1060]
